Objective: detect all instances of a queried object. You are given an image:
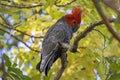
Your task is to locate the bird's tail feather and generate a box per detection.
[36,44,61,75]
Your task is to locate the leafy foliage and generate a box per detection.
[4,54,31,80]
[0,0,120,80]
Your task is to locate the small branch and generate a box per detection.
[0,0,76,8]
[70,18,115,52]
[55,0,76,7]
[0,13,20,28]
[0,14,43,38]
[0,27,40,52]
[92,0,120,42]
[0,22,44,38]
[93,29,106,52]
[0,13,10,26]
[0,2,43,9]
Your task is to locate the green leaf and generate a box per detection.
[0,30,5,36]
[9,67,31,80]
[4,54,11,67]
[110,63,120,72]
[114,15,120,33]
[12,63,17,67]
[7,74,15,80]
[108,73,120,80]
[10,68,23,76]
[9,71,22,80]
[22,75,31,80]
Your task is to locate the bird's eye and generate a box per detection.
[72,20,77,24]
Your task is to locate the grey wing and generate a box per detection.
[39,25,67,74]
[41,25,66,56]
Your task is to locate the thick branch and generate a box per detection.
[70,18,115,52]
[0,28,40,52]
[60,18,115,52]
[0,2,43,9]
[92,0,120,42]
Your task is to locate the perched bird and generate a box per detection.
[36,8,82,80]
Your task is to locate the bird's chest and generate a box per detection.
[63,30,73,43]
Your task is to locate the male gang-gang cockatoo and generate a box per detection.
[36,8,82,80]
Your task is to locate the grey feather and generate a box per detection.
[36,16,76,75]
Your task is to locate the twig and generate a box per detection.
[92,0,120,42]
[0,22,44,38]
[0,27,40,52]
[0,13,10,26]
[0,14,43,38]
[55,0,76,7]
[0,2,43,9]
[0,0,76,8]
[93,29,106,52]
[70,18,115,52]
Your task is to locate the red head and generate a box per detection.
[65,8,82,28]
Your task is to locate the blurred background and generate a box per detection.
[0,0,120,80]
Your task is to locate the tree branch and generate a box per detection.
[93,29,106,52]
[0,27,40,52]
[0,13,10,26]
[60,18,115,52]
[55,0,76,7]
[0,2,43,9]
[70,18,116,52]
[0,14,44,38]
[92,0,120,42]
[0,0,76,9]
[0,22,44,38]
